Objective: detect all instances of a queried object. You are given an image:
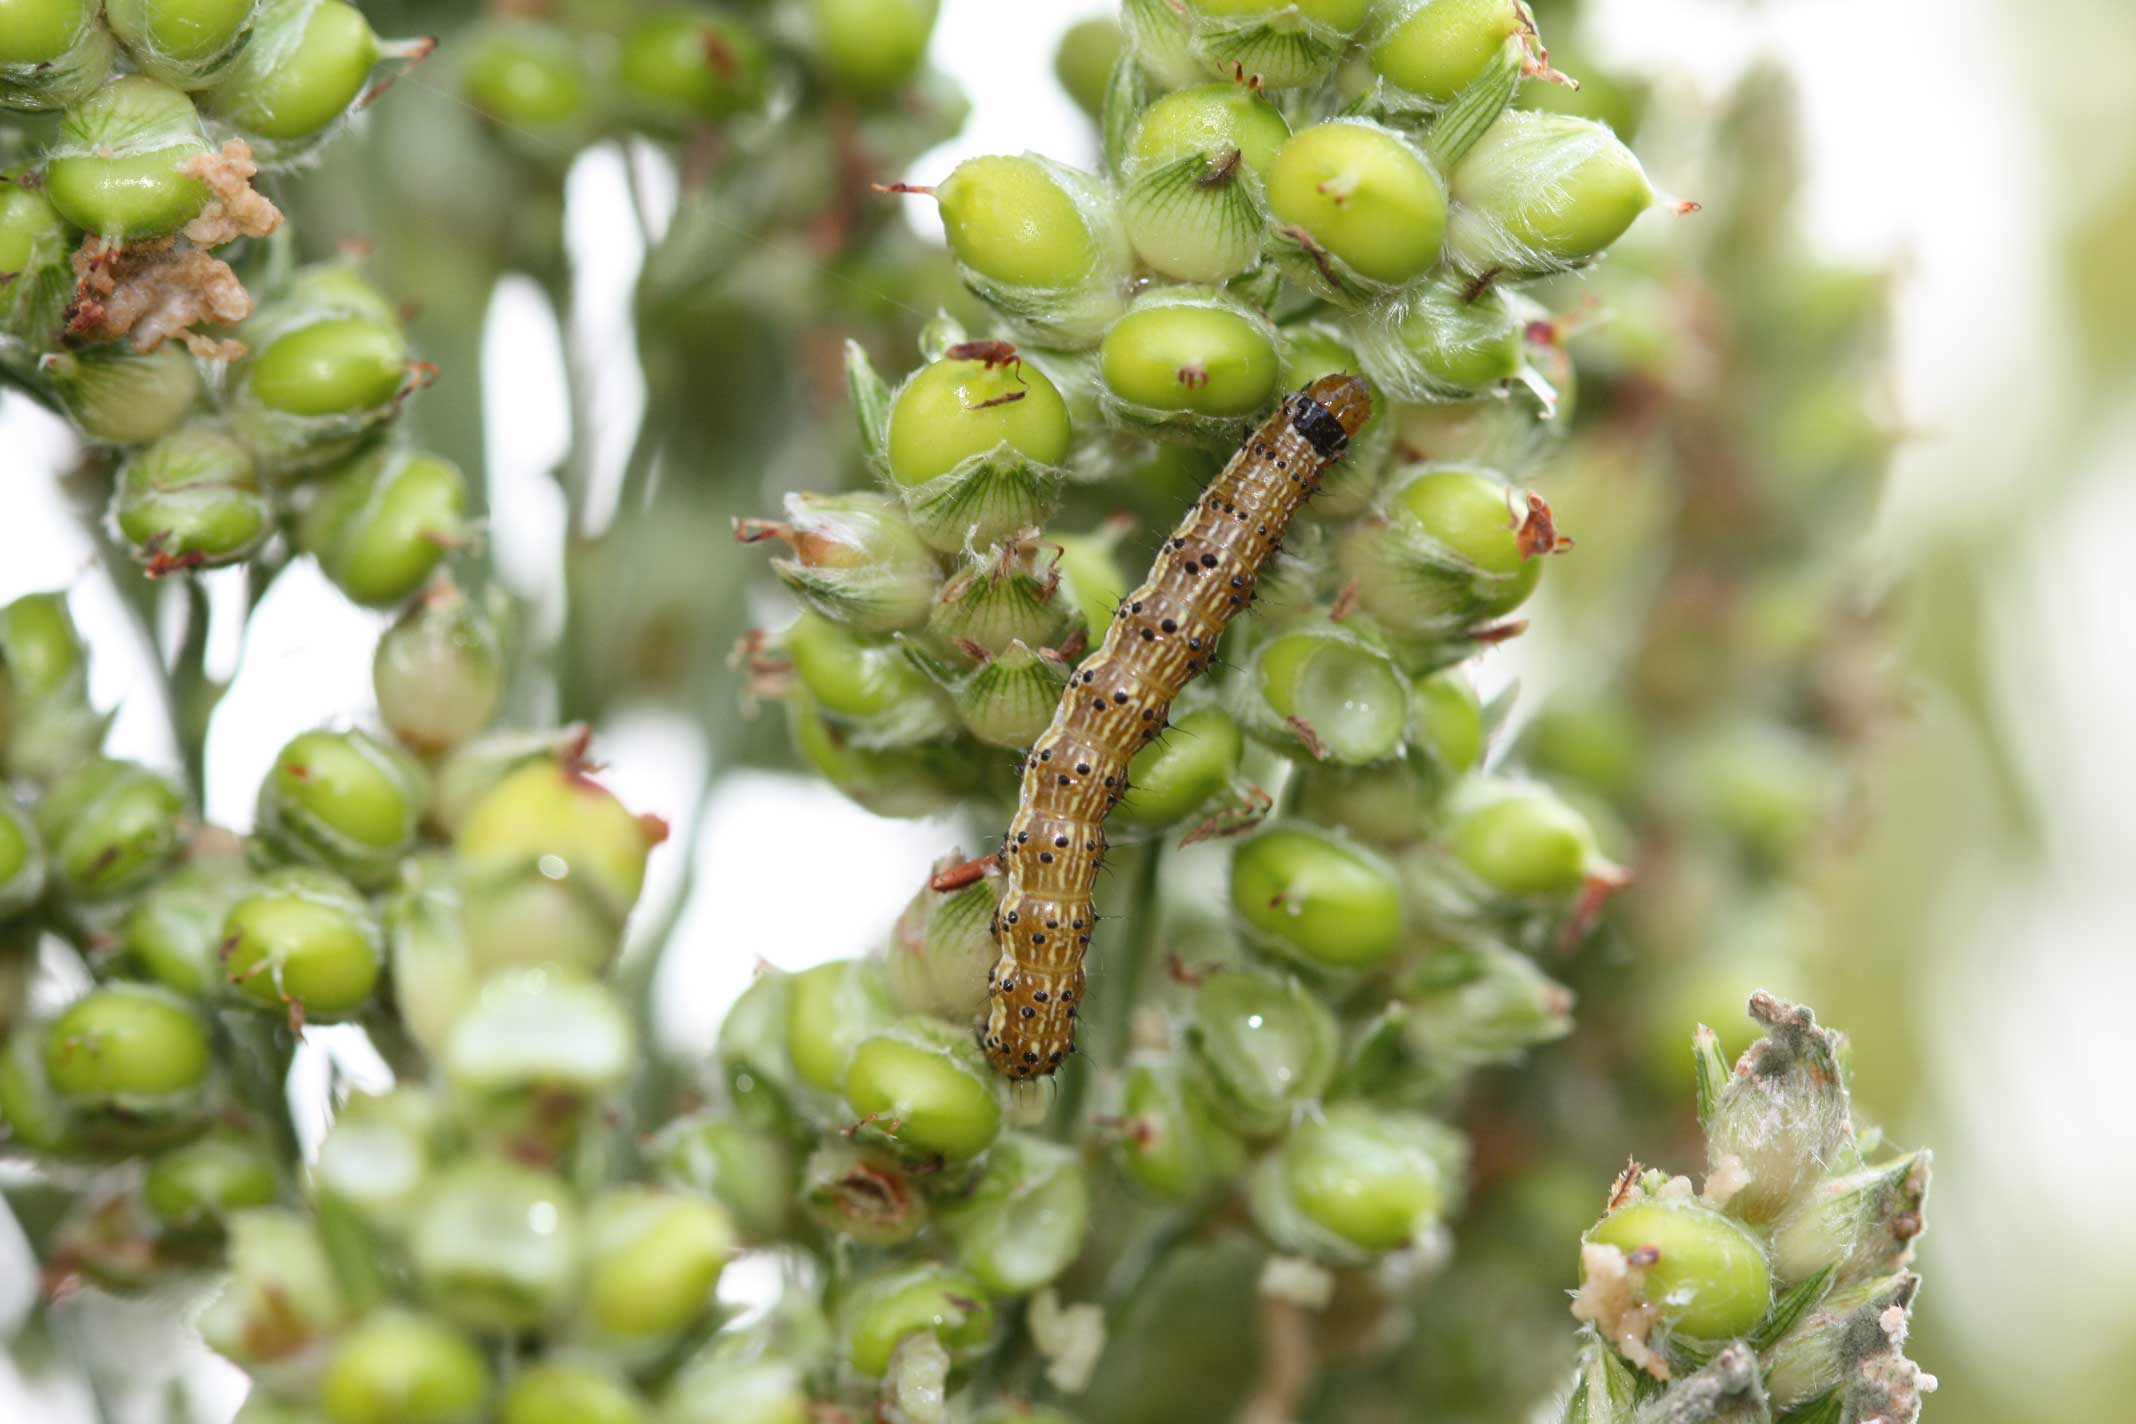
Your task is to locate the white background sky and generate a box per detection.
[3,1,2132,1418]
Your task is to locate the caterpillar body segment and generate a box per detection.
[981,375,1372,1078]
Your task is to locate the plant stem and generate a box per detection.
[1053,837,1163,1133]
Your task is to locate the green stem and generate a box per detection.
[223,1015,303,1168]
[168,580,213,806]
[1053,837,1164,1133]
[616,761,714,1129]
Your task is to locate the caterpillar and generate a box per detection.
[979,374,1372,1079]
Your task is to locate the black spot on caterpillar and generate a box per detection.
[979,375,1372,1079]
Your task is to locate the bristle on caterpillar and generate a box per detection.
[978,375,1371,1078]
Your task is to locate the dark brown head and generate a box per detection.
[1305,373,1371,436]
[1292,374,1372,457]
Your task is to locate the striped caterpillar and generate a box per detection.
[979,374,1372,1079]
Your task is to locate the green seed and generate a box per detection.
[0,794,44,918]
[1252,626,1410,765]
[786,691,971,820]
[886,350,1073,485]
[411,1156,582,1333]
[842,1016,1002,1160]
[105,0,260,88]
[36,757,187,903]
[45,76,216,239]
[319,1309,492,1424]
[617,8,767,127]
[0,0,94,64]
[250,317,408,416]
[1381,278,1526,395]
[0,178,69,273]
[1051,526,1129,643]
[785,958,894,1094]
[1342,465,1540,640]
[1583,1199,1772,1339]
[43,343,204,445]
[43,982,210,1104]
[1116,705,1242,828]
[1116,1060,1246,1202]
[1,0,116,111]
[1,591,83,701]
[0,1027,81,1154]
[838,1262,995,1378]
[1291,762,1441,846]
[1413,669,1484,771]
[1188,967,1338,1136]
[299,447,467,609]
[382,859,480,1063]
[1281,1103,1456,1249]
[1398,466,1535,603]
[143,1129,280,1233]
[807,0,937,101]
[120,856,250,996]
[1119,85,1289,282]
[206,0,383,142]
[453,758,659,977]
[373,582,508,753]
[652,1114,800,1242]
[459,22,591,132]
[498,1364,648,1424]
[1100,294,1279,416]
[1447,111,1654,275]
[1448,782,1599,896]
[255,727,425,886]
[583,1188,735,1340]
[783,611,947,731]
[933,154,1101,289]
[885,872,1000,1026]
[221,866,384,1019]
[713,968,802,1127]
[1053,16,1123,118]
[112,428,272,570]
[1268,120,1446,285]
[936,1133,1090,1294]
[1371,0,1523,103]
[1231,825,1404,969]
[1130,82,1292,176]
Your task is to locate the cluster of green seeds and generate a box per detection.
[0,3,1938,1423]
[706,0,1698,1415]
[1561,995,1935,1424]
